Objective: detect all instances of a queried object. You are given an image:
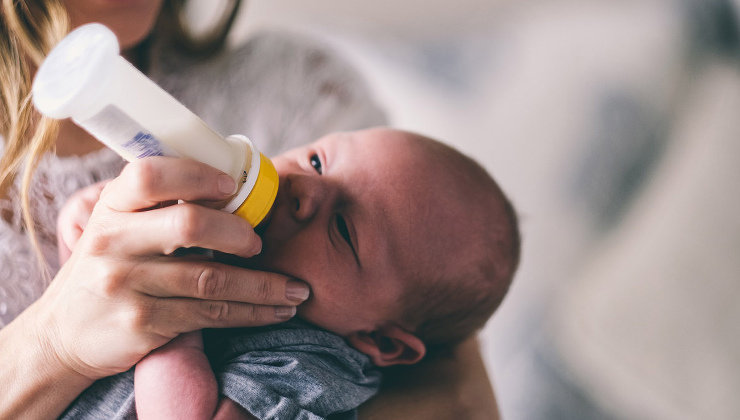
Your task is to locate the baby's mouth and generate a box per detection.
[253,207,274,237]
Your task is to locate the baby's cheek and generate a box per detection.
[296,298,322,324]
[297,297,354,335]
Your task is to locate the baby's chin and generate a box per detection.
[295,304,354,337]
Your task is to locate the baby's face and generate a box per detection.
[246,128,433,336]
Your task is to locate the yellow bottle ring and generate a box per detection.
[233,152,279,227]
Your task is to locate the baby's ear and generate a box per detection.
[347,324,426,367]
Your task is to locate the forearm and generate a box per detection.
[135,332,218,420]
[0,302,93,419]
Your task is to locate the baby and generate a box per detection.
[58,128,520,419]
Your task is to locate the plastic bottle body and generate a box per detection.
[32,23,278,227]
[74,56,246,182]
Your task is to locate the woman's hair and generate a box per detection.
[0,0,241,270]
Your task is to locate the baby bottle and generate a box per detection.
[32,23,278,228]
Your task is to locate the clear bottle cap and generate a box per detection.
[32,23,118,120]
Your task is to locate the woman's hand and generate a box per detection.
[35,157,308,380]
[57,179,109,264]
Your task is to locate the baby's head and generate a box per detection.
[249,128,520,366]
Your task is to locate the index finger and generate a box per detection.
[131,259,311,306]
[100,157,236,212]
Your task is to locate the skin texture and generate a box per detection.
[258,130,416,335]
[252,129,451,364]
[104,128,511,419]
[134,331,218,419]
[53,157,309,377]
[63,0,165,49]
[0,157,309,418]
[258,127,516,359]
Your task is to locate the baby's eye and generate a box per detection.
[336,214,352,246]
[309,154,323,174]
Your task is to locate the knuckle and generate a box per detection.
[171,205,204,246]
[202,301,229,322]
[125,160,160,197]
[244,304,260,322]
[196,266,227,299]
[127,302,156,333]
[97,181,116,205]
[254,276,275,301]
[185,161,210,189]
[84,227,115,255]
[94,261,129,296]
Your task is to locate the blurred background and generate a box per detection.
[205,0,739,418]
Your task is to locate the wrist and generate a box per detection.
[0,303,93,418]
[25,299,96,384]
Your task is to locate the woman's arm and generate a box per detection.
[0,157,308,418]
[359,336,500,420]
[0,301,94,419]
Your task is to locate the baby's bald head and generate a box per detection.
[256,127,519,361]
[387,131,520,349]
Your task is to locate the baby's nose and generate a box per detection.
[287,174,327,222]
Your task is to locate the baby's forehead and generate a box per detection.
[339,130,475,209]
[326,129,508,280]
[322,128,420,152]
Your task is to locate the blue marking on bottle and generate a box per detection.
[123,132,166,158]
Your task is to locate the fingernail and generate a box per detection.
[275,306,296,319]
[218,175,237,195]
[251,238,263,255]
[286,281,310,302]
